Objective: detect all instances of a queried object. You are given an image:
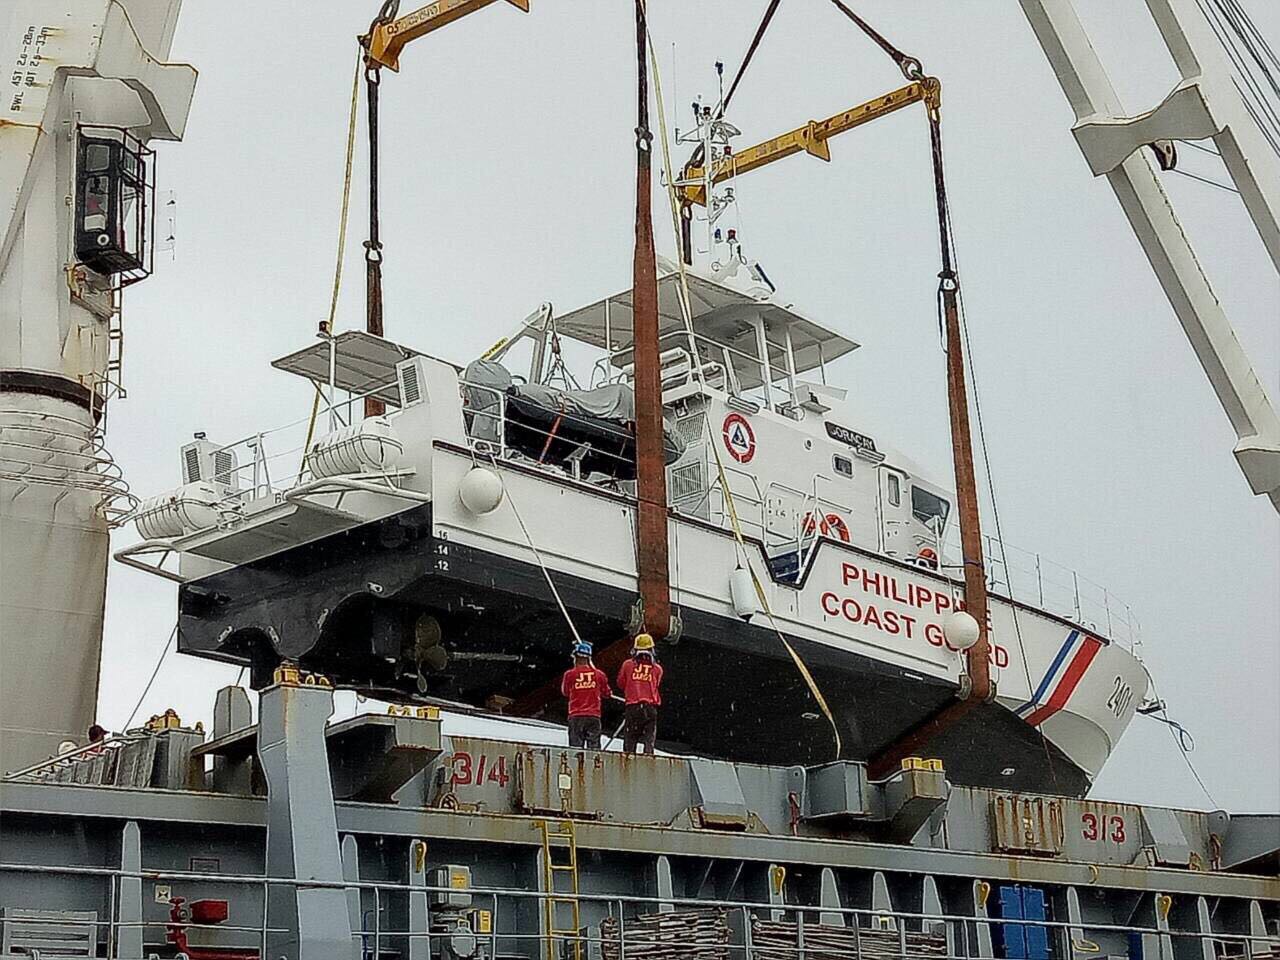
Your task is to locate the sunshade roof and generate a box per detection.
[272,330,429,406]
[553,263,858,390]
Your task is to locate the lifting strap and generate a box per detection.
[645,26,843,760]
[362,1,398,417]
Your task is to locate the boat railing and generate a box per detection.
[598,328,809,414]
[0,858,1272,960]
[936,526,1143,652]
[147,377,408,515]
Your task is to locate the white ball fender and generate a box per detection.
[942,610,981,651]
[458,466,504,515]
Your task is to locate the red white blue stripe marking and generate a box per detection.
[1015,630,1103,727]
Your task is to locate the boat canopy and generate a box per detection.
[553,261,858,391]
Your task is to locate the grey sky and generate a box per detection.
[100,0,1279,811]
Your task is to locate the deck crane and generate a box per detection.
[356,0,531,415]
[1022,0,1280,513]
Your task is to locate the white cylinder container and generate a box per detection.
[729,566,759,621]
[308,417,403,480]
[458,467,504,515]
[134,481,223,540]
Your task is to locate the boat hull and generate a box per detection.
[179,498,1095,795]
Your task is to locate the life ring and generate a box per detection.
[802,511,850,543]
[915,547,939,570]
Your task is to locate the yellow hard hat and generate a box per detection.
[632,633,655,651]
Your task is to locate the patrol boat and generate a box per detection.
[117,252,1146,796]
[90,0,1206,803]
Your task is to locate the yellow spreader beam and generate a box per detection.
[681,79,940,206]
[365,0,530,71]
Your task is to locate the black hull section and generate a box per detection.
[177,505,1089,795]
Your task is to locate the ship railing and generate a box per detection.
[598,328,814,416]
[935,526,1143,653]
[1,860,1275,960]
[200,379,402,508]
[122,376,412,526]
[1,733,143,783]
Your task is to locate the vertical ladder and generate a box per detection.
[539,819,582,960]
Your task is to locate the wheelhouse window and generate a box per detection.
[833,454,853,478]
[911,486,950,531]
[887,473,901,507]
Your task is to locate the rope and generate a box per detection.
[486,453,583,646]
[684,0,782,174]
[1169,167,1241,193]
[1140,669,1218,808]
[123,622,178,729]
[646,27,843,760]
[299,51,364,482]
[825,0,924,81]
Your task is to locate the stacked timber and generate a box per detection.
[599,908,731,960]
[750,918,948,960]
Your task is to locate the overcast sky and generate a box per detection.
[99,0,1279,811]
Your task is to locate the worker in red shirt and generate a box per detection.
[561,641,611,749]
[617,633,663,755]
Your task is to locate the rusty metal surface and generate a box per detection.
[517,747,692,823]
[991,793,1065,856]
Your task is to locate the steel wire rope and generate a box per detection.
[683,0,783,177]
[1168,167,1241,193]
[643,11,843,759]
[925,77,1056,780]
[1138,667,1218,808]
[299,50,365,483]
[1198,0,1280,134]
[1219,0,1280,72]
[484,452,583,647]
[1195,0,1280,155]
[1212,0,1280,99]
[123,622,179,730]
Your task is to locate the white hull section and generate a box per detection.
[431,444,1146,782]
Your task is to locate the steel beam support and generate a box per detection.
[3,782,1278,901]
[1020,0,1280,511]
[408,839,430,960]
[341,835,362,960]
[117,821,144,960]
[1145,0,1280,271]
[258,678,353,960]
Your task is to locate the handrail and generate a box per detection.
[0,858,1272,960]
[2,733,142,781]
[935,525,1143,651]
